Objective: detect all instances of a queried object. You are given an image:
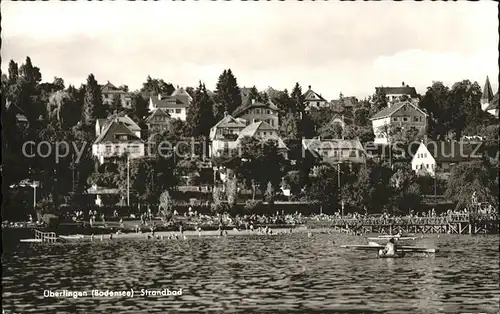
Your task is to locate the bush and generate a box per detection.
[211,202,232,214]
[244,200,263,213]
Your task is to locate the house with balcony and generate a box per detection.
[232,99,280,128]
[148,86,192,121]
[375,82,418,106]
[411,141,483,179]
[211,121,288,158]
[209,113,246,141]
[92,119,145,165]
[304,85,328,110]
[101,81,132,109]
[145,108,171,135]
[370,101,428,144]
[96,114,141,139]
[302,138,366,165]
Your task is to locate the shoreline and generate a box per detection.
[52,226,342,242]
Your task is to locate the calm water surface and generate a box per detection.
[2,233,499,313]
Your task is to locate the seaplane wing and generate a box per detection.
[341,245,437,254]
[367,237,417,241]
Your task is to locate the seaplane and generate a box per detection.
[341,240,437,258]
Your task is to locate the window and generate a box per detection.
[263,132,267,136]
[349,151,357,157]
[413,116,419,122]
[267,110,270,114]
[105,145,112,153]
[175,109,181,114]
[255,109,260,114]
[104,94,108,99]
[393,117,398,122]
[317,102,320,106]
[426,164,429,169]
[403,117,408,122]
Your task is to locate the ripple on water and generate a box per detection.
[2,233,499,313]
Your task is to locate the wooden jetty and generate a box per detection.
[329,214,499,235]
[20,230,59,243]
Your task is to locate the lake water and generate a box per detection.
[2,232,499,313]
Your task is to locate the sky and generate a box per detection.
[1,1,498,100]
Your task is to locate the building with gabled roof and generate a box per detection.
[481,76,498,118]
[96,114,141,139]
[411,141,483,178]
[211,121,288,158]
[302,138,366,165]
[101,81,131,108]
[145,108,171,135]
[232,99,280,128]
[209,113,246,141]
[92,119,145,165]
[148,86,192,121]
[304,85,328,110]
[370,101,428,144]
[375,82,418,105]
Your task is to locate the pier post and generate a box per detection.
[469,223,472,235]
[459,223,462,234]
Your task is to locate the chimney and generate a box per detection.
[402,81,405,87]
[224,111,228,117]
[158,94,162,100]
[308,85,312,90]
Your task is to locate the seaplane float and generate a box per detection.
[340,234,437,258]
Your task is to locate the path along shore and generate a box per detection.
[62,226,343,242]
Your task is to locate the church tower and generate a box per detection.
[481,76,494,111]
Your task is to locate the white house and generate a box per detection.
[92,119,145,165]
[211,121,288,158]
[304,85,329,110]
[302,138,366,164]
[148,86,192,121]
[375,83,418,105]
[370,101,428,144]
[411,141,483,178]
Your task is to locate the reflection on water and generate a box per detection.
[2,234,499,313]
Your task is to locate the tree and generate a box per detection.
[419,81,450,140]
[283,170,305,196]
[186,81,215,137]
[389,167,422,214]
[130,93,149,120]
[213,69,242,120]
[8,60,19,83]
[83,74,106,122]
[19,56,42,87]
[353,107,370,126]
[141,76,175,96]
[279,112,301,140]
[111,94,122,114]
[290,82,305,114]
[307,165,339,213]
[52,77,65,91]
[448,80,482,140]
[47,90,80,128]
[446,160,499,209]
[371,87,388,114]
